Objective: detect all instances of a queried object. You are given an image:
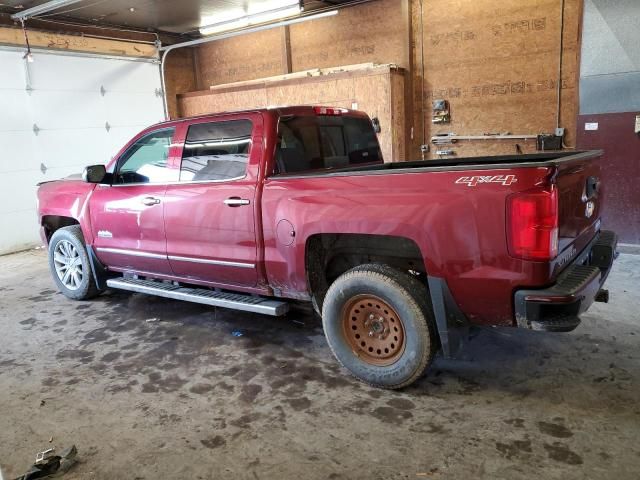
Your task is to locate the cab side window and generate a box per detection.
[180,120,253,182]
[115,128,176,184]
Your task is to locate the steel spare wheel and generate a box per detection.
[342,294,406,366]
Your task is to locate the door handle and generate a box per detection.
[142,196,161,206]
[224,197,250,207]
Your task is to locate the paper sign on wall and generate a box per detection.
[585,122,599,131]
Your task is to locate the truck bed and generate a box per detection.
[274,150,602,177]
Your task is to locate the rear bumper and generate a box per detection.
[514,230,617,332]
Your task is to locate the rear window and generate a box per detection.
[275,115,382,174]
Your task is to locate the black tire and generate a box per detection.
[47,225,100,300]
[322,264,438,389]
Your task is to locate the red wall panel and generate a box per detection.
[576,112,640,244]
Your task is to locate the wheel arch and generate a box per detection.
[41,215,80,243]
[305,233,428,314]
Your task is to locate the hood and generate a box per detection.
[37,173,83,187]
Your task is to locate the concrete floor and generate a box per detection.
[0,250,639,479]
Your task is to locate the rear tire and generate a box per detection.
[48,225,100,300]
[322,264,438,389]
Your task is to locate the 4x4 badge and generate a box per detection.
[455,174,517,187]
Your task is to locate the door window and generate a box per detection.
[180,120,253,182]
[115,128,176,184]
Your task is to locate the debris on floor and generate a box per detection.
[12,445,77,480]
[145,318,160,323]
[231,330,243,337]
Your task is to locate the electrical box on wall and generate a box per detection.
[536,134,563,151]
[432,99,450,124]
[635,114,640,134]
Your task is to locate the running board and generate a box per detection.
[106,278,289,316]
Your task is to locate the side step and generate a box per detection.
[106,278,289,316]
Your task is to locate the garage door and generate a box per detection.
[0,48,164,255]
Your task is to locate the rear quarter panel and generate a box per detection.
[262,166,558,326]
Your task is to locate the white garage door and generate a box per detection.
[0,48,165,255]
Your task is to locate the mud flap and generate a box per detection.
[427,276,469,358]
[86,245,110,291]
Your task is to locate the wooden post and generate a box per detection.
[281,25,292,74]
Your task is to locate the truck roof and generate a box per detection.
[153,105,368,128]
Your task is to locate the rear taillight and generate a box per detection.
[507,186,559,261]
[313,106,345,116]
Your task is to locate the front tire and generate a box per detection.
[322,264,438,389]
[48,225,100,300]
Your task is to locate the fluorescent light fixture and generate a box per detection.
[200,0,304,36]
[11,0,85,21]
[250,5,302,23]
[200,18,250,35]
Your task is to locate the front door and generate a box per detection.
[163,116,260,287]
[90,127,178,275]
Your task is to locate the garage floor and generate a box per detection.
[0,250,638,479]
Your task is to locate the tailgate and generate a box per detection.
[555,153,602,253]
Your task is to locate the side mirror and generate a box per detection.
[371,117,382,134]
[82,164,106,183]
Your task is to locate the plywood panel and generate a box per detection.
[164,48,197,119]
[179,87,268,117]
[265,78,354,107]
[410,0,582,159]
[178,66,405,162]
[290,0,409,71]
[195,28,283,87]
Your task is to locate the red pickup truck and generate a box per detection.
[37,106,617,389]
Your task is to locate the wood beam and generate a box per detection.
[280,25,292,74]
[0,26,157,58]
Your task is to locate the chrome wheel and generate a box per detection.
[53,239,84,291]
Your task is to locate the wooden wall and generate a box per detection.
[164,48,198,120]
[194,1,410,88]
[412,0,582,158]
[166,0,583,161]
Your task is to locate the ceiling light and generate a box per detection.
[247,0,300,16]
[11,0,85,21]
[200,17,250,35]
[200,1,303,36]
[248,5,301,24]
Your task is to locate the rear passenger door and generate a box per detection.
[163,115,261,287]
